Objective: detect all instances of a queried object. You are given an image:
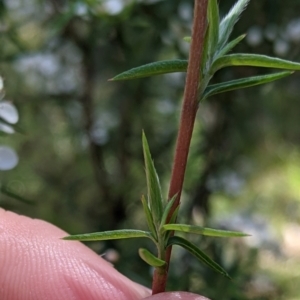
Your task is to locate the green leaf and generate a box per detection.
[163,206,180,244]
[141,195,157,240]
[63,229,152,241]
[167,236,231,279]
[207,0,219,60]
[203,71,293,99]
[142,132,164,228]
[169,206,179,224]
[138,248,166,267]
[162,224,249,237]
[218,0,250,50]
[216,34,246,58]
[200,24,210,75]
[212,54,300,74]
[109,60,188,81]
[160,194,178,229]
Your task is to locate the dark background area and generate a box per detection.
[1,0,300,299]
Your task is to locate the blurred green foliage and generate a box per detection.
[1,0,300,299]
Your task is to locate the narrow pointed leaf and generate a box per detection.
[142,132,164,228]
[212,54,300,74]
[63,229,152,241]
[200,24,210,74]
[162,224,249,237]
[160,194,177,229]
[167,236,231,279]
[216,34,246,58]
[169,206,179,224]
[139,248,166,267]
[207,0,219,59]
[218,0,250,50]
[109,60,188,81]
[203,71,293,99]
[164,206,180,244]
[141,195,157,240]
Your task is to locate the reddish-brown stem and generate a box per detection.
[151,0,208,295]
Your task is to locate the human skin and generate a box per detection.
[0,208,209,300]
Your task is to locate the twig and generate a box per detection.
[151,0,208,294]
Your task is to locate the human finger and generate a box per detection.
[0,208,151,300]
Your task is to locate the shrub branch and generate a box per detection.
[151,0,208,294]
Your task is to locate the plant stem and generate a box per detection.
[151,0,208,295]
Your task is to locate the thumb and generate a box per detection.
[0,208,150,300]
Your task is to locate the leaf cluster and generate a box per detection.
[64,132,248,278]
[64,0,300,280]
[109,0,300,102]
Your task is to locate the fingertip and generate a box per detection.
[0,209,151,299]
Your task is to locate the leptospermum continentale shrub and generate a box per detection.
[64,0,300,285]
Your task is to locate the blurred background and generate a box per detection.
[1,0,300,299]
